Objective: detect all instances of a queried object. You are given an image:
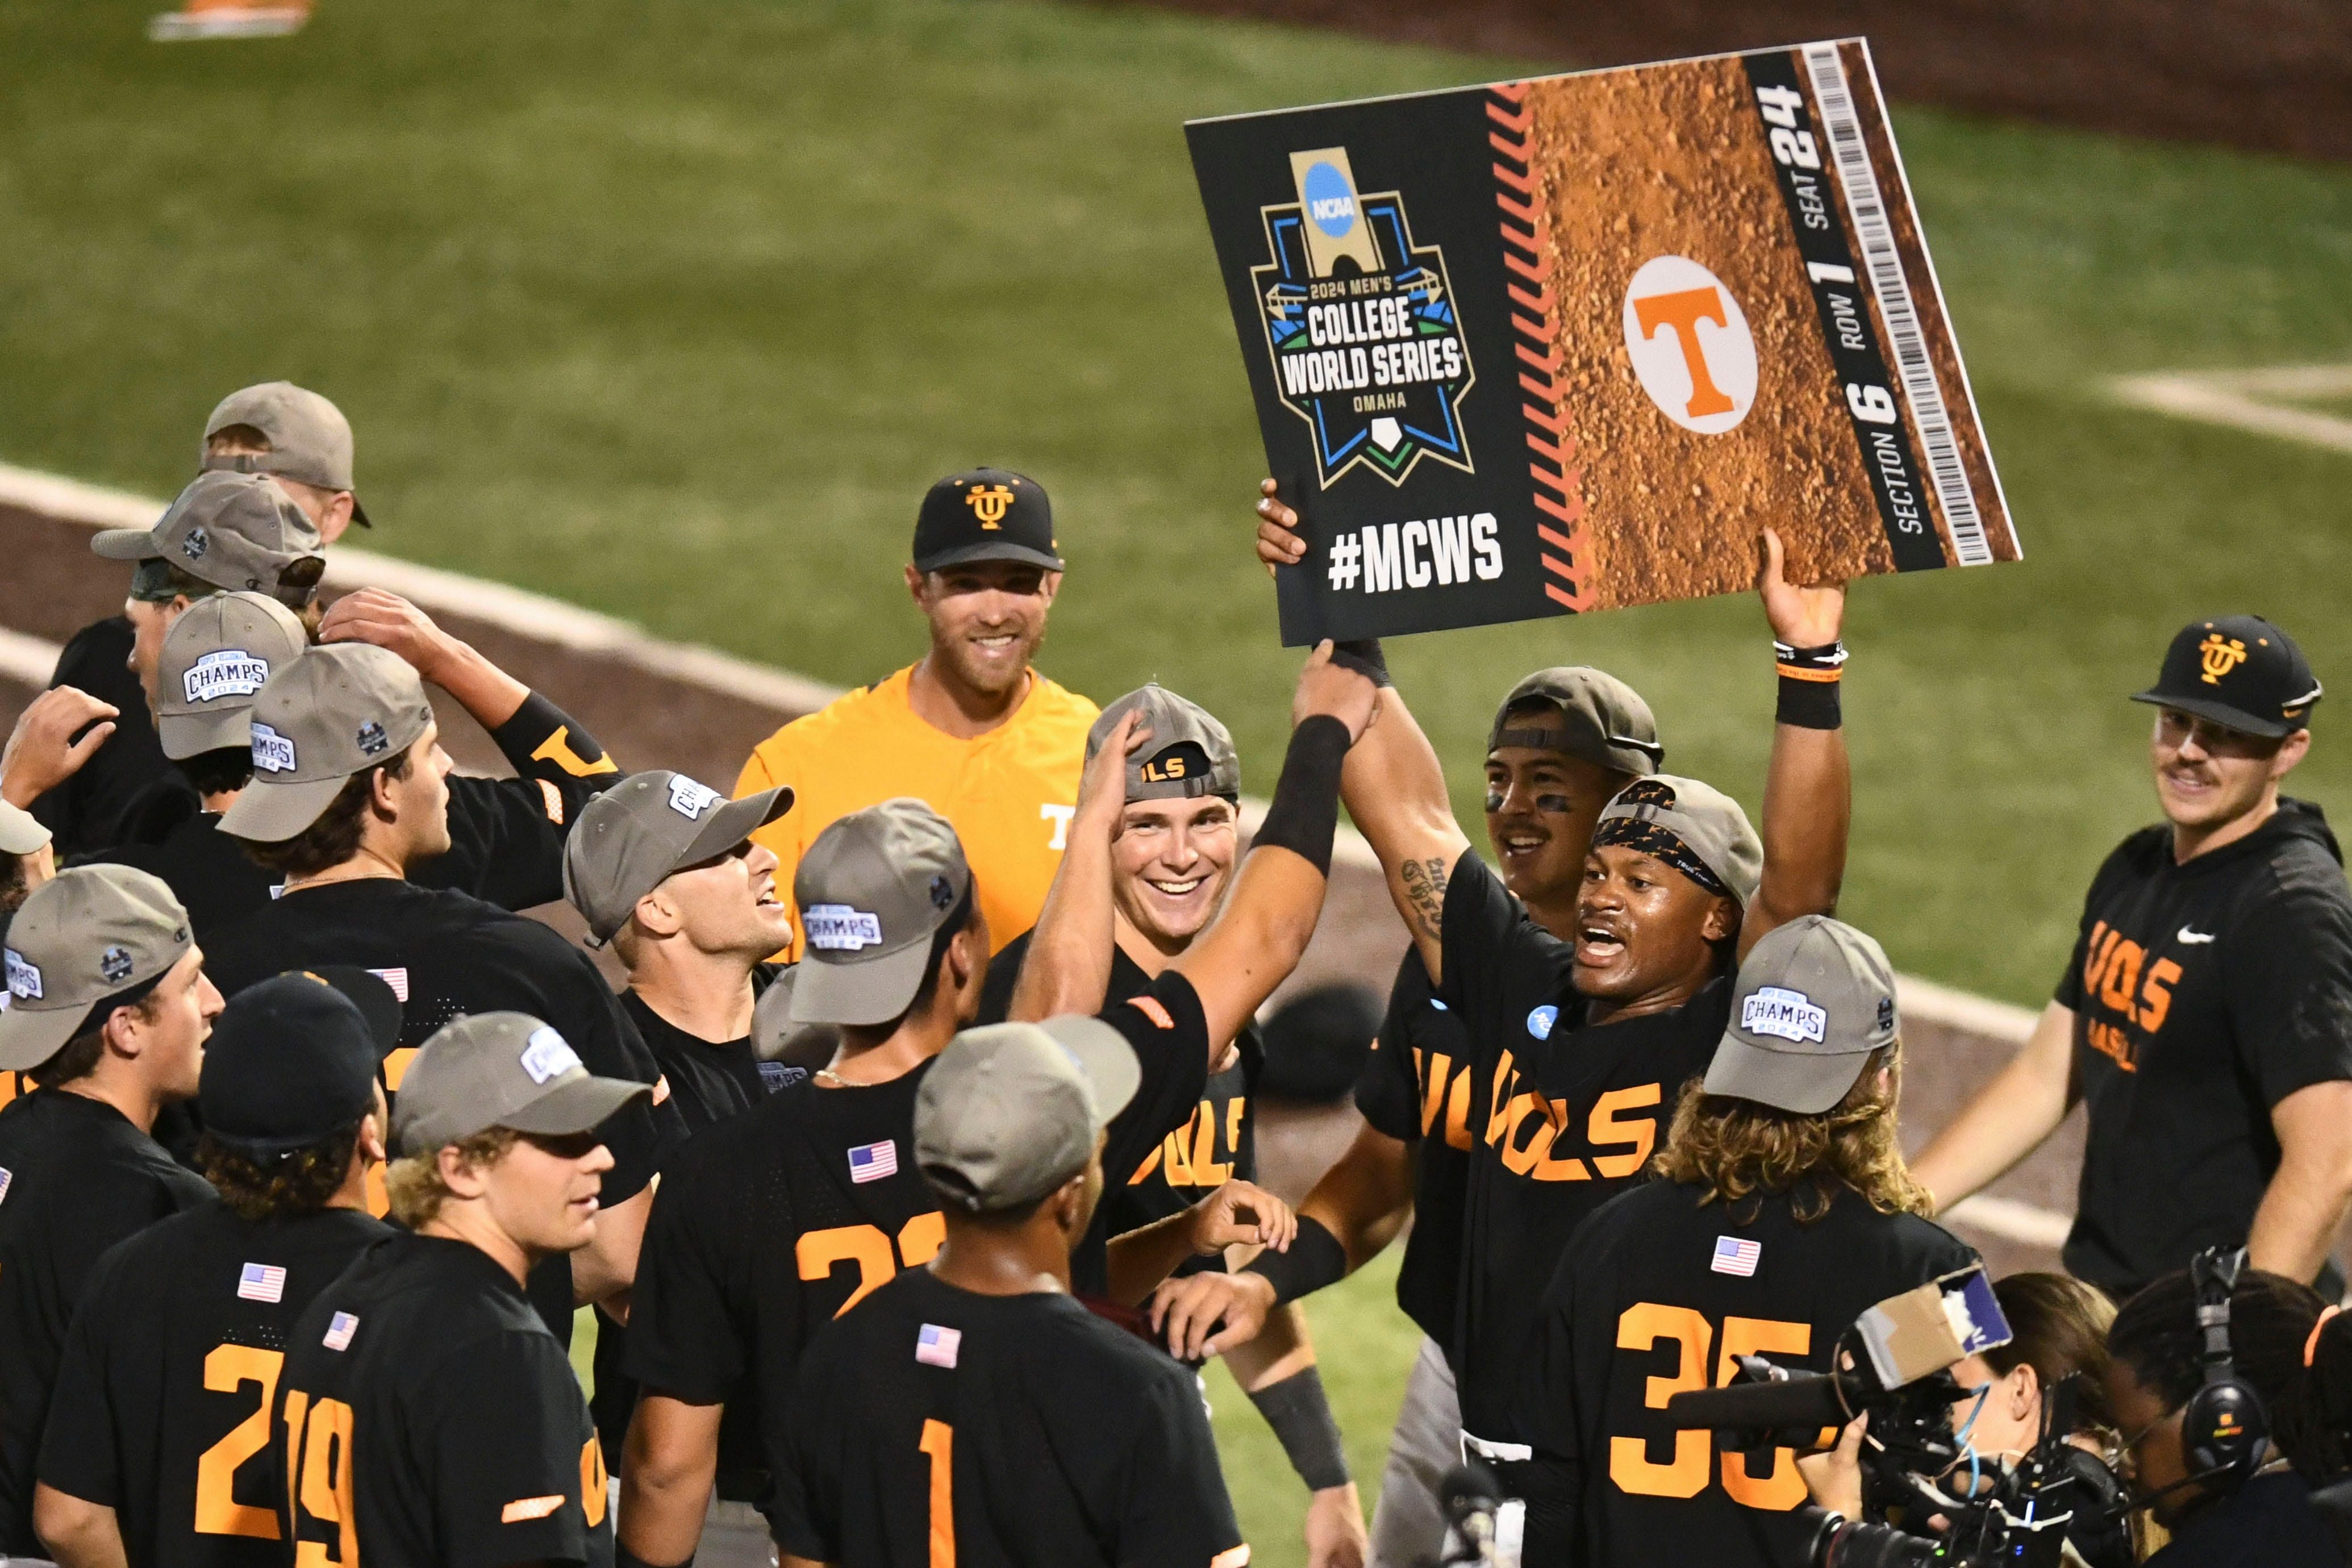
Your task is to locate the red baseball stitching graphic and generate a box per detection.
[1488,82,1591,612]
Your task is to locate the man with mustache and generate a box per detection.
[1917,616,2352,1300]
[736,469,1096,961]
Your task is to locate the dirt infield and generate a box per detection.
[0,494,2079,1270]
[1132,0,2352,165]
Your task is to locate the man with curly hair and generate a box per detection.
[32,970,398,1568]
[1506,916,1979,1567]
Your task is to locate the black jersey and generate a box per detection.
[84,813,278,949]
[1064,972,1216,1300]
[2055,799,2352,1296]
[771,1267,1248,1568]
[0,1089,216,1554]
[621,988,775,1140]
[1350,946,1478,1350]
[984,931,1257,1283]
[590,986,795,1482]
[32,616,176,860]
[625,1059,946,1513]
[1508,1179,1978,1568]
[270,1231,613,1568]
[37,1204,391,1568]
[1438,850,1725,1441]
[204,878,683,1338]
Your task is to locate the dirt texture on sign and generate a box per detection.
[1528,56,1897,608]
[1127,0,2352,166]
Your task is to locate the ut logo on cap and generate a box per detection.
[2199,633,2249,685]
[965,484,1015,529]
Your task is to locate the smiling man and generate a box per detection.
[1917,616,2352,1300]
[736,469,1098,959]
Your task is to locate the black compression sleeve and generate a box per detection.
[1243,1214,1348,1305]
[1246,1366,1352,1491]
[1330,639,1392,687]
[1250,715,1350,877]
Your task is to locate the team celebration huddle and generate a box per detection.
[1,374,2351,1568]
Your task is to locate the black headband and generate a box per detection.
[1590,815,1730,901]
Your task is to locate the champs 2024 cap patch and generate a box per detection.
[251,723,298,774]
[519,1027,583,1085]
[806,906,885,951]
[1741,986,1826,1044]
[183,648,271,706]
[668,776,721,819]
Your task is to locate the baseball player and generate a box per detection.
[42,589,618,940]
[34,469,324,861]
[735,469,1097,960]
[1917,615,2352,1299]
[32,970,398,1568]
[0,868,224,1557]
[1507,918,1979,1566]
[202,644,678,1341]
[984,683,1367,1565]
[269,1012,648,1568]
[1228,486,1851,1481]
[769,1019,1249,1568]
[621,648,1372,1566]
[39,383,362,859]
[561,769,799,1479]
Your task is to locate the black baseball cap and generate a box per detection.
[2132,615,2322,739]
[912,468,1064,574]
[200,969,401,1160]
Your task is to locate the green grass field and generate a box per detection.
[10,1,2352,1557]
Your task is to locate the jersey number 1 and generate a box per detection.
[920,1419,954,1568]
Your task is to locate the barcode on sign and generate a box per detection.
[1801,43,1990,566]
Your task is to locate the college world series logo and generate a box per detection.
[1253,147,1474,488]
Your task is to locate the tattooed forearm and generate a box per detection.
[1399,855,1449,941]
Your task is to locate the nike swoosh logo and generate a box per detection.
[2177,927,2217,945]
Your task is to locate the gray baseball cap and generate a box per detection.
[915,1016,1140,1212]
[751,965,841,1067]
[1488,668,1663,777]
[1704,915,1898,1114]
[390,1011,650,1157]
[0,865,193,1071]
[1089,684,1240,802]
[218,644,436,844]
[0,799,50,858]
[201,382,369,527]
[90,471,326,605]
[1592,774,1762,906]
[563,771,795,945]
[791,800,972,1028]
[155,591,311,760]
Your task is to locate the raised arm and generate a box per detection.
[1910,1000,2079,1215]
[1008,711,1146,1023]
[1255,478,1467,981]
[1740,528,1851,960]
[1169,643,1376,1050]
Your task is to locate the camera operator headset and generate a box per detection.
[1799,1271,2133,1568]
[2104,1248,2338,1566]
[2286,1299,2352,1562]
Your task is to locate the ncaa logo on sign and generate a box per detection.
[1302,160,1357,237]
[1526,1004,1558,1041]
[1623,255,1757,435]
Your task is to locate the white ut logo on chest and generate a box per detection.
[1040,803,1075,850]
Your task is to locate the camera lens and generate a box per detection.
[1811,1516,1945,1568]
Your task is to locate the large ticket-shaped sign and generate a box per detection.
[1187,40,2020,644]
